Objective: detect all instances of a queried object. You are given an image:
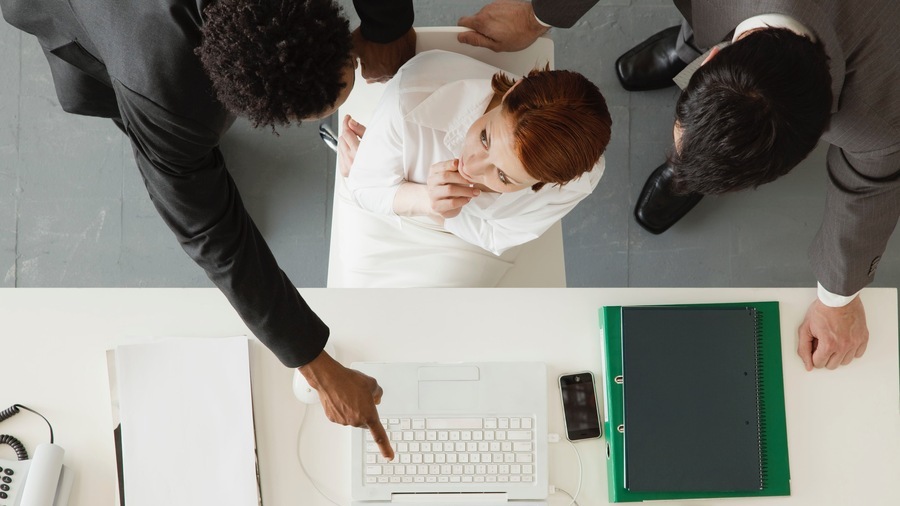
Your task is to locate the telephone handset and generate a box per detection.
[0,405,73,506]
[0,444,73,506]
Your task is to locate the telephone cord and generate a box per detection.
[0,404,55,444]
[0,434,28,460]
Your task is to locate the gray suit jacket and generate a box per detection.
[680,0,900,295]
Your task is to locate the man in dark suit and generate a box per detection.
[0,0,394,458]
[617,0,899,371]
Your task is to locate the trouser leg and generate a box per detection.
[674,20,703,63]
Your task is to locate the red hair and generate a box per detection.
[492,69,611,191]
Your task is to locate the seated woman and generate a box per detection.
[336,49,612,287]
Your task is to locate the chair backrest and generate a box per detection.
[339,27,553,127]
[328,27,565,287]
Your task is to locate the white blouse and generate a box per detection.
[346,50,605,255]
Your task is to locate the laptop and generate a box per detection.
[350,362,549,506]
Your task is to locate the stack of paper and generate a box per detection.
[113,336,259,506]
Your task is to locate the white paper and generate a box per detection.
[115,336,258,506]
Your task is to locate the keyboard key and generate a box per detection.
[499,418,509,429]
[366,465,382,475]
[522,417,533,429]
[515,453,533,463]
[507,430,532,441]
[510,418,521,429]
[412,419,426,429]
[426,418,483,430]
[484,418,498,429]
[513,442,532,452]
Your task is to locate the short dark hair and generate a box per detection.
[197,0,352,129]
[670,28,831,195]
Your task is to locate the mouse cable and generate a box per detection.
[296,404,342,506]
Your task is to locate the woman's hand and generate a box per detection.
[338,115,367,177]
[426,159,480,218]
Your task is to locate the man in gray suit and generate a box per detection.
[618,1,899,371]
[0,0,396,458]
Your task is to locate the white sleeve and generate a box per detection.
[344,78,406,216]
[817,282,860,307]
[444,167,601,255]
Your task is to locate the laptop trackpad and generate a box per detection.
[417,366,481,411]
[418,382,479,411]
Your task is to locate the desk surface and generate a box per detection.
[2,288,898,505]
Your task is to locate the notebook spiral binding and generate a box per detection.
[752,308,767,491]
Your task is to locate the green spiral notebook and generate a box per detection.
[599,302,790,502]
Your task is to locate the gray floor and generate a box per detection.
[1,1,898,295]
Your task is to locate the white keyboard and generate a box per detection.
[364,416,536,485]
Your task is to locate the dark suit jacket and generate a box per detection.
[678,0,900,295]
[0,0,366,367]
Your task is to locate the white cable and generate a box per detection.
[296,404,342,506]
[565,439,583,506]
[553,485,580,506]
[548,433,583,506]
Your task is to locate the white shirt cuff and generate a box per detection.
[817,282,860,308]
[533,11,552,28]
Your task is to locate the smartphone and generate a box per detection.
[559,371,602,441]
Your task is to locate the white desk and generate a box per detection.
[1,288,898,505]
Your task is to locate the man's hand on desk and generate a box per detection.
[797,296,869,371]
[299,350,395,460]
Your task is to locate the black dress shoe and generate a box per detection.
[634,162,703,234]
[616,26,689,91]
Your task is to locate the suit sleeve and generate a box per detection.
[114,82,329,368]
[353,0,414,43]
[533,0,599,28]
[808,145,900,295]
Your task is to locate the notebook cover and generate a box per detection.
[599,302,790,502]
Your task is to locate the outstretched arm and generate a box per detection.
[801,145,900,370]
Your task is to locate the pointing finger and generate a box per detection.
[368,417,394,460]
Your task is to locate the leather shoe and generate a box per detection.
[616,26,689,91]
[634,162,703,234]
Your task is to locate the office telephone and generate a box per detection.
[0,406,73,506]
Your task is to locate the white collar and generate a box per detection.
[404,79,495,156]
[733,13,817,43]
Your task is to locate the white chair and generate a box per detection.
[327,27,565,287]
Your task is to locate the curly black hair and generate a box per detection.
[197,0,353,129]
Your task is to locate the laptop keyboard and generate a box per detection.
[364,416,536,485]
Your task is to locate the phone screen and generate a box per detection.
[559,372,602,440]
